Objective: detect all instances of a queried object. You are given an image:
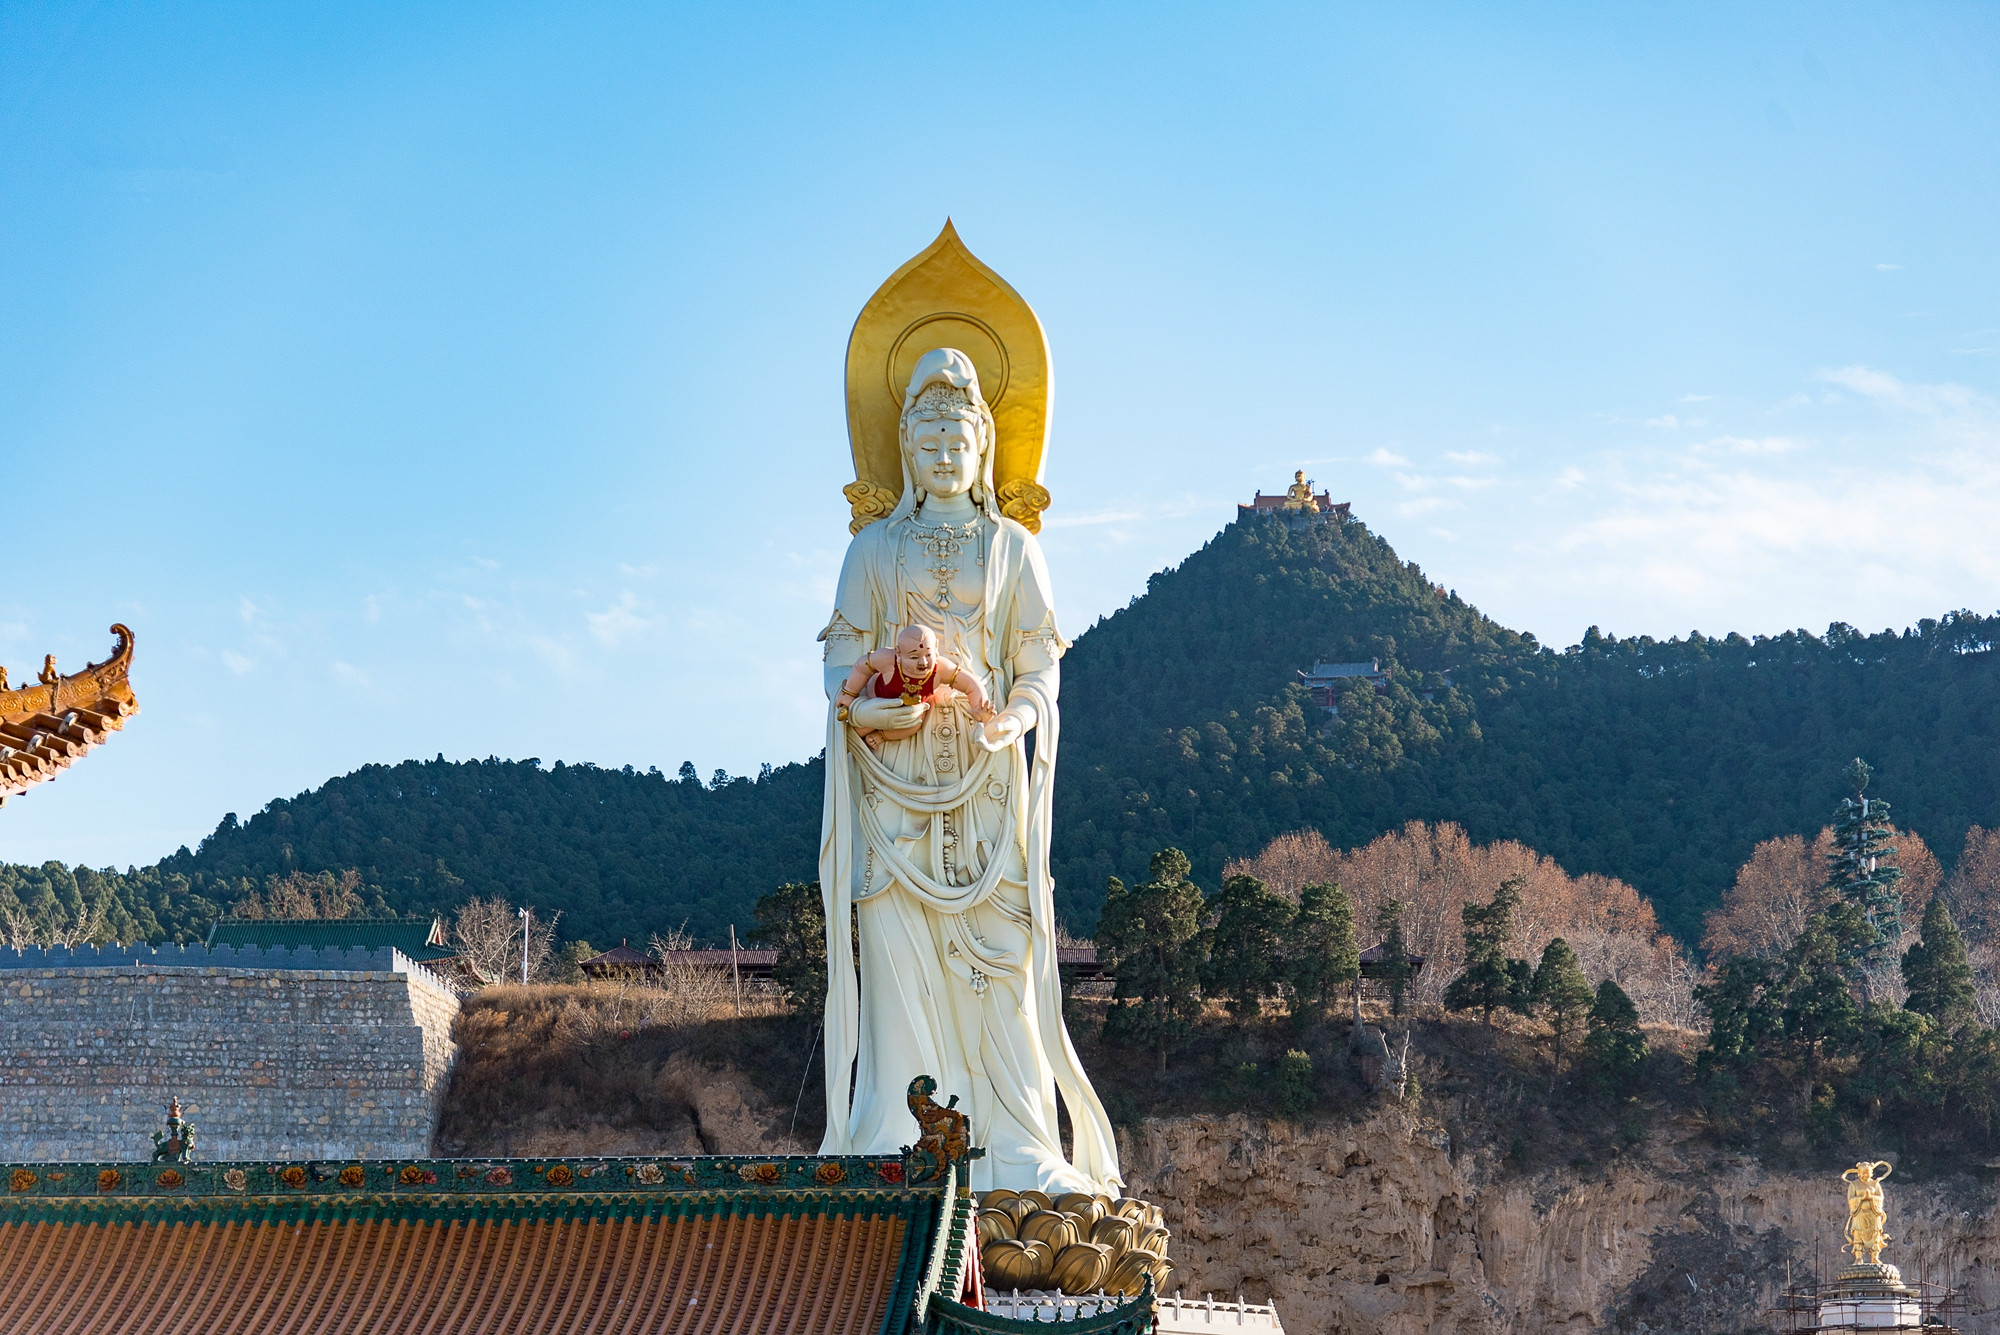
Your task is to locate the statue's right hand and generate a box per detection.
[849,696,925,730]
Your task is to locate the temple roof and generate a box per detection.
[0,1153,944,1335]
[0,625,138,808]
[205,915,457,960]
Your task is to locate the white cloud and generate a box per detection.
[585,591,651,649]
[1677,394,1714,403]
[1695,435,1808,456]
[1645,414,1680,428]
[331,661,371,688]
[1817,365,1980,415]
[1877,263,1901,271]
[1445,450,1500,466]
[1553,466,1587,491]
[1516,369,2000,633]
[1396,497,1461,516]
[221,651,255,675]
[1042,508,1149,528]
[1366,447,1411,467]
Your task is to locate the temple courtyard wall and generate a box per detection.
[0,946,459,1161]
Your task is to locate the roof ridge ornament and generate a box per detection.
[844,221,1053,533]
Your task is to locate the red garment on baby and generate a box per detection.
[873,666,940,702]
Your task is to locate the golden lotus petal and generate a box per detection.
[999,1196,1037,1228]
[1019,1189,1054,1213]
[980,1188,1022,1210]
[976,1208,1016,1247]
[1090,1215,1136,1250]
[982,1238,1055,1290]
[1018,1209,1081,1252]
[1112,1196,1150,1221]
[1103,1249,1157,1297]
[1053,1191,1096,1217]
[1135,1224,1170,1254]
[1050,1241,1113,1295]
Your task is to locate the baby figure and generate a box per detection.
[836,624,994,750]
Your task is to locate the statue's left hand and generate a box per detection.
[976,708,1029,751]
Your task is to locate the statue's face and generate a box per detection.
[908,413,982,500]
[896,634,937,681]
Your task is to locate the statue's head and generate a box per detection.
[894,625,939,681]
[898,348,995,511]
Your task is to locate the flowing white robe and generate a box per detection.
[816,511,1121,1194]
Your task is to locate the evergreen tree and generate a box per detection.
[1443,877,1533,1024]
[1204,874,1295,1018]
[1287,881,1359,1028]
[1902,896,1978,1034]
[750,881,828,1018]
[1531,937,1596,1086]
[1827,758,1905,957]
[1776,905,1870,1115]
[1375,898,1412,1018]
[1097,849,1206,1071]
[1582,979,1646,1097]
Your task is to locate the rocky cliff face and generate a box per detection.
[1118,1110,1999,1335]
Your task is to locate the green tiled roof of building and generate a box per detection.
[203,916,456,961]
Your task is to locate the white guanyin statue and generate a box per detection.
[816,335,1121,1194]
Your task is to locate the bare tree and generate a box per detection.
[0,897,108,949]
[230,869,367,920]
[1228,820,1692,1024]
[646,929,737,1028]
[450,896,560,984]
[1703,824,1939,965]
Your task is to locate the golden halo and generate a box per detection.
[886,312,1010,410]
[843,221,1052,534]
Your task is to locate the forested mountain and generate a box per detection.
[1051,516,2000,938]
[7,510,1998,947]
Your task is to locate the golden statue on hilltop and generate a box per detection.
[1282,469,1320,513]
[1843,1160,1893,1266]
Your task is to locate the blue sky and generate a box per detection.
[3,3,1997,869]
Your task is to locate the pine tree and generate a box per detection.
[1827,758,1905,957]
[1375,899,1412,1018]
[750,881,828,1018]
[1777,904,1870,1115]
[1097,849,1206,1071]
[1902,897,1978,1034]
[1532,937,1596,1087]
[1287,881,1359,1028]
[1443,877,1533,1024]
[1582,979,1646,1097]
[1204,873,1295,1018]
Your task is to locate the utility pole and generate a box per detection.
[729,924,743,1016]
[519,907,531,985]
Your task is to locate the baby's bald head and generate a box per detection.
[894,624,938,677]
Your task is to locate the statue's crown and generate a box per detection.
[910,382,976,418]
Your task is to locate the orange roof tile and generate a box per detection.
[0,1209,909,1335]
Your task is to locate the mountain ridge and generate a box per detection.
[6,509,1997,947]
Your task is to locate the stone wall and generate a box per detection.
[0,947,461,1161]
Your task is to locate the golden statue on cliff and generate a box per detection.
[1843,1159,1893,1266]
